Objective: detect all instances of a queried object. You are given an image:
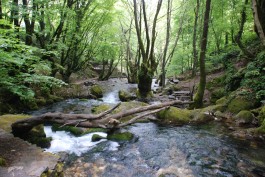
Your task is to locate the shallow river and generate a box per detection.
[31,79,265,177]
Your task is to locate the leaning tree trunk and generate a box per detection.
[193,0,211,108]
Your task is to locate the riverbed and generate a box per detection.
[30,79,265,177]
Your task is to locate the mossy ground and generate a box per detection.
[0,114,31,132]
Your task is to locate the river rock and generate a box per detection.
[157,107,191,125]
[92,134,106,142]
[107,132,134,142]
[118,90,136,102]
[228,96,255,114]
[90,85,103,98]
[234,110,255,126]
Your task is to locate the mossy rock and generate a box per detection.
[227,97,255,114]
[118,90,136,102]
[206,75,225,91]
[258,106,265,123]
[52,124,83,136]
[210,88,226,104]
[23,124,52,148]
[157,107,191,125]
[90,85,103,98]
[91,134,106,142]
[41,162,64,177]
[190,111,214,124]
[0,157,7,166]
[216,97,228,105]
[234,110,255,126]
[257,119,265,134]
[35,98,47,106]
[0,114,31,132]
[107,132,134,142]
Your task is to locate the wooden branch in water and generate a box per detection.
[11,100,191,135]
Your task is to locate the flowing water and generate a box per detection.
[30,79,265,177]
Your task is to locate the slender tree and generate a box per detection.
[252,0,265,46]
[192,0,200,77]
[193,0,211,108]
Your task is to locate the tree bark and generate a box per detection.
[252,0,265,46]
[193,0,211,108]
[12,100,192,135]
[192,0,200,77]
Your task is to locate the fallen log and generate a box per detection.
[12,100,192,135]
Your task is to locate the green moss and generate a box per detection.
[91,104,111,114]
[107,132,134,142]
[190,111,214,124]
[35,98,47,106]
[23,124,52,148]
[41,162,64,177]
[0,114,31,132]
[91,134,106,142]
[90,85,103,98]
[216,97,228,105]
[210,88,226,103]
[206,75,225,91]
[258,106,265,123]
[257,118,265,134]
[157,107,191,125]
[228,97,255,114]
[82,128,108,135]
[235,110,255,126]
[52,124,83,136]
[0,157,7,166]
[119,90,134,102]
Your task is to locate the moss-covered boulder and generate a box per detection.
[118,90,136,102]
[157,107,191,125]
[227,97,255,114]
[91,104,111,114]
[90,85,103,98]
[190,112,214,124]
[0,157,6,166]
[107,132,134,142]
[216,97,228,105]
[210,88,226,104]
[234,110,255,126]
[257,119,265,134]
[91,134,106,142]
[23,124,52,148]
[52,124,83,136]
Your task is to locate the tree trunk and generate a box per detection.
[192,0,200,77]
[193,0,211,108]
[12,100,192,135]
[0,0,2,19]
[234,0,254,58]
[252,0,265,46]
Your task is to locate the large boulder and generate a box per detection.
[157,107,191,125]
[90,85,103,98]
[234,110,255,126]
[118,90,136,102]
[227,97,255,114]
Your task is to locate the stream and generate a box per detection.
[30,79,265,177]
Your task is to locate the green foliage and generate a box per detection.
[0,25,66,107]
